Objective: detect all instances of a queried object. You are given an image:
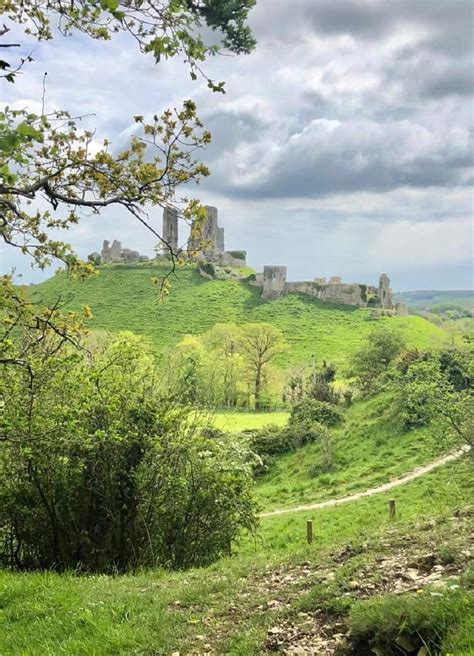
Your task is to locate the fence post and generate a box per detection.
[389,498,396,519]
[306,519,313,545]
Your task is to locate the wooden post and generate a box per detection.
[306,519,313,545]
[389,499,396,519]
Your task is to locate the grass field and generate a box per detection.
[255,393,457,512]
[1,459,471,655]
[247,458,472,556]
[30,263,449,369]
[212,411,289,432]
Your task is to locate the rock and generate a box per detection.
[409,553,436,572]
[348,580,359,590]
[268,627,283,635]
[405,568,421,581]
[266,599,283,609]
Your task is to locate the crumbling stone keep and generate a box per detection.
[378,273,394,309]
[101,239,122,263]
[262,266,287,300]
[162,206,178,252]
[188,205,223,256]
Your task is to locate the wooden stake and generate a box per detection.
[389,499,396,519]
[306,519,313,545]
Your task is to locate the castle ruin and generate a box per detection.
[257,267,396,309]
[89,204,407,314]
[163,205,248,267]
[88,240,149,264]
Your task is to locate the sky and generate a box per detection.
[2,0,473,291]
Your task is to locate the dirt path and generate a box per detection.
[260,445,471,518]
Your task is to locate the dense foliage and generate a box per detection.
[290,399,343,428]
[351,328,473,448]
[351,327,406,391]
[168,322,287,409]
[1,331,256,572]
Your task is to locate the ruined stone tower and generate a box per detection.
[162,206,178,252]
[262,266,287,300]
[188,205,223,256]
[378,273,394,309]
[101,239,122,263]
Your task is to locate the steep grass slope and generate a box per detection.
[31,262,449,368]
[255,392,458,513]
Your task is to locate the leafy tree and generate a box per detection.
[2,1,256,87]
[306,360,339,404]
[393,348,473,447]
[1,331,257,571]
[201,323,244,407]
[351,328,406,392]
[239,323,287,409]
[1,0,256,347]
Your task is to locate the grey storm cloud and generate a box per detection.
[203,116,473,199]
[253,0,473,53]
[2,0,473,289]
[193,0,474,201]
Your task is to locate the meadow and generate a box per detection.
[212,410,289,432]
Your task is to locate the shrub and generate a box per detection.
[247,421,329,473]
[290,399,343,428]
[1,334,256,572]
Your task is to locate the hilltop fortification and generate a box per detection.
[89,204,407,313]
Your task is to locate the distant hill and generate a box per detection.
[30,262,450,369]
[394,289,474,311]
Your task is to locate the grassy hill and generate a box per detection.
[30,262,449,369]
[254,392,457,513]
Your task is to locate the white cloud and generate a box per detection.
[1,0,472,289]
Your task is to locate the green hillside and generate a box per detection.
[394,289,474,311]
[31,262,449,368]
[255,392,454,513]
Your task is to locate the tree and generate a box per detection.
[393,349,473,448]
[240,323,287,409]
[201,323,244,407]
[1,331,257,571]
[1,1,256,346]
[1,1,256,87]
[351,328,406,392]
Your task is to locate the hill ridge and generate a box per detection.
[31,262,450,368]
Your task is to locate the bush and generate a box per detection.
[290,399,343,428]
[247,421,329,473]
[1,334,256,572]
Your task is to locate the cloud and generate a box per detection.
[1,0,472,290]
[202,115,472,199]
